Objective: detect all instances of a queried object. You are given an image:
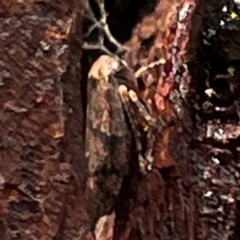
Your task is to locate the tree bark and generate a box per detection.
[0,1,87,239]
[1,0,240,240]
[83,0,240,239]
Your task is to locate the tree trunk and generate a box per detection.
[1,0,240,240]
[0,1,87,239]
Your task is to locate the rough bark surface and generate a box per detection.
[1,0,240,240]
[0,1,87,240]
[83,0,240,239]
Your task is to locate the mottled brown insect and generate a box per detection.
[85,55,154,230]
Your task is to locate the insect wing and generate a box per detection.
[85,72,131,227]
[86,75,130,175]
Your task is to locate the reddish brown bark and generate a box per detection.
[0,1,88,239]
[1,0,240,240]
[83,0,240,239]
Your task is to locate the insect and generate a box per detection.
[83,0,157,234]
[85,55,155,231]
[85,55,154,173]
